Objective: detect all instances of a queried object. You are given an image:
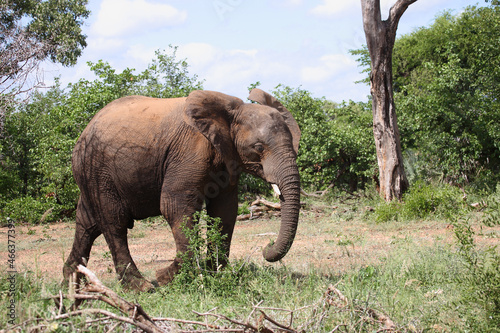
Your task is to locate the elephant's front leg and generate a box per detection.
[156,190,203,286]
[205,187,239,271]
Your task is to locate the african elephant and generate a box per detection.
[63,89,301,291]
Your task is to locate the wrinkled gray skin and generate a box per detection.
[63,89,301,291]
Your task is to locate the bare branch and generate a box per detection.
[388,0,418,34]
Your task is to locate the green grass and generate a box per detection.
[0,243,489,332]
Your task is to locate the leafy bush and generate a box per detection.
[373,200,401,223]
[1,196,57,225]
[484,183,500,227]
[374,182,465,222]
[238,173,271,198]
[401,181,465,220]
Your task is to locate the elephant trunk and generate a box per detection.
[263,160,301,262]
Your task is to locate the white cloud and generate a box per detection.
[301,54,357,83]
[125,44,157,66]
[177,43,219,68]
[310,0,404,18]
[310,0,358,17]
[91,0,187,38]
[87,37,124,54]
[173,43,294,98]
[282,0,303,6]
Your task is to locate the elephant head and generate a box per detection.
[184,88,301,262]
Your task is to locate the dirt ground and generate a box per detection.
[1,206,499,285]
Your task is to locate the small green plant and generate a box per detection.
[451,213,500,330]
[172,211,243,295]
[237,201,250,215]
[484,183,500,227]
[374,200,401,223]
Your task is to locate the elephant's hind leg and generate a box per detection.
[100,201,155,292]
[63,197,102,283]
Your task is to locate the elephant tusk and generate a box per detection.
[271,183,281,196]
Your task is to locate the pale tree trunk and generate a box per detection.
[361,0,414,201]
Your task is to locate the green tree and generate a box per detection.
[272,85,376,191]
[393,5,500,185]
[0,0,89,162]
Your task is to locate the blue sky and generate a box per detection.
[46,0,485,102]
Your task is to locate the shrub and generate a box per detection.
[172,211,246,296]
[373,181,466,222]
[373,200,401,223]
[271,85,376,191]
[0,196,57,225]
[452,213,500,330]
[401,181,465,220]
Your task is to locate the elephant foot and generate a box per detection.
[122,275,156,293]
[62,260,84,288]
[156,260,181,286]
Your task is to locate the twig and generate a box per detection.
[179,328,245,333]
[193,310,269,332]
[57,290,64,315]
[153,317,221,329]
[105,322,121,333]
[247,300,264,324]
[259,310,296,332]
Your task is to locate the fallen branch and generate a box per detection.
[74,265,164,333]
[52,308,157,332]
[237,197,307,221]
[251,197,282,210]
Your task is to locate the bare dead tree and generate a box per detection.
[0,23,50,98]
[360,0,415,201]
[0,2,50,137]
[0,0,89,137]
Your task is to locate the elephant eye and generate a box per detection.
[254,143,264,153]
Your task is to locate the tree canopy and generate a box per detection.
[394,4,500,185]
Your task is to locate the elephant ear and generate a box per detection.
[248,88,301,155]
[184,90,244,185]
